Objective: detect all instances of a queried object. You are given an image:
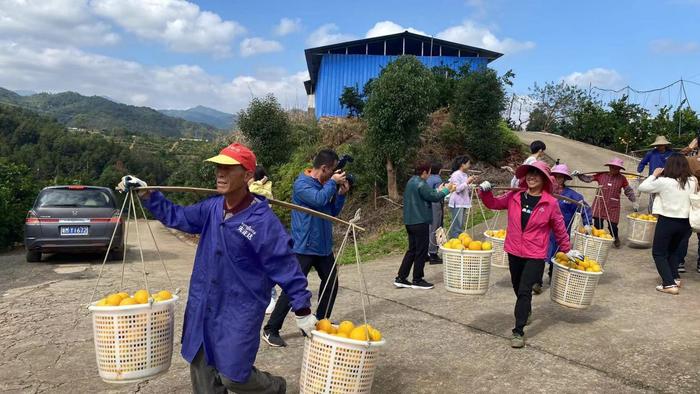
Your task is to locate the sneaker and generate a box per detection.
[532,283,543,295]
[262,329,287,347]
[428,254,443,265]
[678,264,686,273]
[510,333,525,348]
[655,285,679,295]
[613,239,621,248]
[393,277,412,288]
[265,297,276,314]
[675,279,682,288]
[697,265,700,273]
[411,279,435,290]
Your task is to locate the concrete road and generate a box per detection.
[2,132,699,393]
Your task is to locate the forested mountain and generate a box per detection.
[0,87,221,139]
[159,105,237,130]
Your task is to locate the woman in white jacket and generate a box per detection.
[638,153,697,295]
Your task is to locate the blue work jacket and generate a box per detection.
[548,187,592,260]
[144,191,311,383]
[291,171,345,256]
[637,149,673,175]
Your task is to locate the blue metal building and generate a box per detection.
[304,31,502,118]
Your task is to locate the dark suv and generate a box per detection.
[24,186,124,262]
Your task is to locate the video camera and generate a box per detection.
[335,154,356,187]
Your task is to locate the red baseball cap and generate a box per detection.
[205,143,257,171]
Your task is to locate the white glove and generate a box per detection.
[116,175,147,193]
[295,314,318,337]
[633,202,640,212]
[479,181,492,192]
[566,249,584,261]
[571,170,580,177]
[584,225,593,235]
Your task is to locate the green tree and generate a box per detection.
[529,81,589,132]
[451,68,511,163]
[339,86,365,117]
[431,65,458,110]
[363,56,437,200]
[0,159,38,250]
[237,94,292,166]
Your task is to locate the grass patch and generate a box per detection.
[338,203,497,265]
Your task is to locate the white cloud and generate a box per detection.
[91,0,245,56]
[650,39,700,54]
[365,21,427,38]
[436,20,534,54]
[0,0,119,47]
[306,24,356,47]
[274,17,301,36]
[240,37,283,57]
[465,0,487,18]
[561,68,623,89]
[0,41,308,113]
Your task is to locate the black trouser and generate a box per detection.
[680,232,700,268]
[594,217,619,240]
[264,253,338,333]
[508,254,545,336]
[652,216,691,286]
[190,346,285,394]
[397,223,430,282]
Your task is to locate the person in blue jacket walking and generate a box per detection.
[534,163,593,292]
[118,143,316,394]
[638,135,673,213]
[263,149,350,347]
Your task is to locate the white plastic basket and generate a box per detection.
[550,259,603,309]
[88,295,178,383]
[627,216,657,247]
[483,232,507,268]
[571,231,614,267]
[439,246,493,295]
[299,330,386,394]
[569,212,582,240]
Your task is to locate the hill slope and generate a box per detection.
[159,105,237,130]
[0,87,220,139]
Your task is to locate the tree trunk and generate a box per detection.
[386,158,399,201]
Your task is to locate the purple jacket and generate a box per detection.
[448,170,472,208]
[144,191,311,382]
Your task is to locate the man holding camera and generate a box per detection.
[263,149,350,347]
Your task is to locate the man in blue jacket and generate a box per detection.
[263,149,349,347]
[119,143,316,394]
[638,135,673,213]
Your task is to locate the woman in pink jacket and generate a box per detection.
[478,160,582,348]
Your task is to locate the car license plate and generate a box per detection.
[60,226,89,236]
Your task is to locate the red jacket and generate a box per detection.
[478,189,571,259]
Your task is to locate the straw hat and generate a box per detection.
[604,157,626,171]
[650,135,671,147]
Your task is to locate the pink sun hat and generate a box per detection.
[604,157,626,171]
[551,164,573,180]
[515,160,554,192]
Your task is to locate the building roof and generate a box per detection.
[304,31,503,94]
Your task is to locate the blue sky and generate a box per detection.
[0,0,698,115]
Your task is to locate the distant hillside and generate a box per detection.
[0,87,221,139]
[160,105,237,130]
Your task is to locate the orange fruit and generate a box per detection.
[468,241,482,251]
[369,328,382,341]
[116,292,129,300]
[119,297,138,306]
[316,319,333,332]
[95,298,107,306]
[337,321,355,335]
[335,332,349,338]
[349,326,369,341]
[134,289,150,304]
[481,241,493,251]
[157,290,172,300]
[106,294,122,306]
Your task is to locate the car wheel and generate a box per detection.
[26,250,42,263]
[107,249,122,261]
